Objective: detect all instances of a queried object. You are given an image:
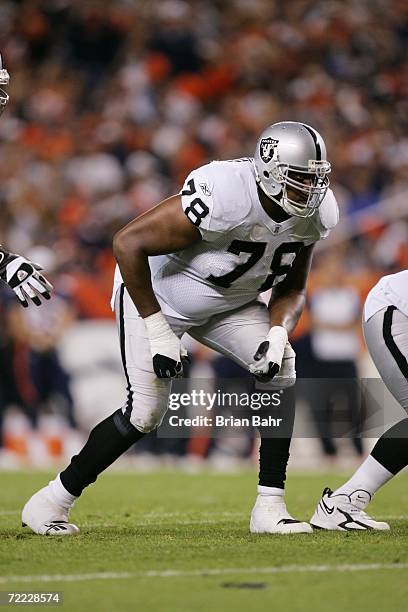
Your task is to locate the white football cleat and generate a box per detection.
[250,494,313,534]
[310,487,390,531]
[22,486,79,536]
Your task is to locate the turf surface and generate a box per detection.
[0,470,407,611]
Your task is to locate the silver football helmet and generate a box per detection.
[253,121,331,217]
[0,53,10,117]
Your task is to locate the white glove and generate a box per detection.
[0,248,53,307]
[144,311,190,379]
[249,326,288,382]
[269,342,296,388]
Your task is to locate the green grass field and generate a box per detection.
[1,470,407,612]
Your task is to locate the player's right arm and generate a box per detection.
[113,194,202,378]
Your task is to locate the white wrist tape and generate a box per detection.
[266,326,288,367]
[144,311,181,360]
[144,311,172,339]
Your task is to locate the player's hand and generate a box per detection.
[144,311,190,379]
[269,342,296,388]
[249,325,288,382]
[0,247,53,307]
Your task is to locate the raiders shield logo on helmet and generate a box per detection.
[260,137,279,163]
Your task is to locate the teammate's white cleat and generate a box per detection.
[250,494,313,534]
[22,486,79,536]
[310,487,390,531]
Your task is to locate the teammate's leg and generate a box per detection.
[311,306,408,531]
[21,285,187,535]
[331,306,408,495]
[190,301,311,534]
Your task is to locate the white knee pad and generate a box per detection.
[125,376,170,433]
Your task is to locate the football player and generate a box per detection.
[0,53,53,306]
[311,270,408,531]
[22,121,338,536]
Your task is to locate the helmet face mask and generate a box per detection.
[279,166,330,217]
[0,53,10,117]
[254,122,331,218]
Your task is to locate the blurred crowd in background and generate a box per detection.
[0,0,407,468]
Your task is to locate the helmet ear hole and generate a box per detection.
[263,171,269,178]
[259,180,282,197]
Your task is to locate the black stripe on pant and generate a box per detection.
[119,283,134,422]
[382,306,408,378]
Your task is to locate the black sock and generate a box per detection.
[60,409,144,496]
[371,417,408,475]
[257,394,295,489]
[258,436,291,489]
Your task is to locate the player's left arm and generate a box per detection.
[249,243,314,382]
[268,242,314,333]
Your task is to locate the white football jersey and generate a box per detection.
[112,159,339,323]
[364,270,408,322]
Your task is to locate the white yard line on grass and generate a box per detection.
[1,563,408,585]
